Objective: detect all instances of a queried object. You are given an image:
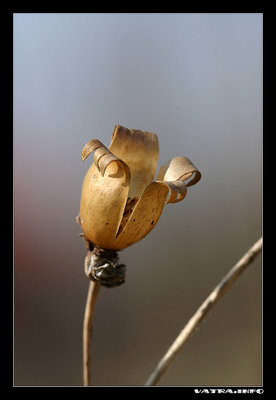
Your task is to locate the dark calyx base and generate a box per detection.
[81,234,126,288]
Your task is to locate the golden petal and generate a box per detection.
[109,125,159,199]
[82,139,103,161]
[80,140,130,249]
[107,155,201,249]
[113,182,169,250]
[157,156,201,187]
[158,180,187,204]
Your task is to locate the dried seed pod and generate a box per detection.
[79,125,201,252]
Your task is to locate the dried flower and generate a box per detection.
[79,125,201,252]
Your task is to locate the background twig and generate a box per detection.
[83,280,101,386]
[145,237,262,386]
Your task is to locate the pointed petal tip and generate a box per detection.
[81,139,103,161]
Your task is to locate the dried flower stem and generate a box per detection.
[83,280,101,386]
[145,237,262,386]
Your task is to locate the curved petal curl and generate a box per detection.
[156,156,201,204]
[80,140,130,249]
[79,126,202,251]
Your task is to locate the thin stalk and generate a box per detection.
[145,237,262,386]
[83,280,101,386]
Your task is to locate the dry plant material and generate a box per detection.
[79,124,201,251]
[145,237,262,386]
[78,124,201,385]
[83,281,100,387]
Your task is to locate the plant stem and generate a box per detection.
[145,237,262,386]
[83,280,101,386]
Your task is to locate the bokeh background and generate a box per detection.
[14,13,262,386]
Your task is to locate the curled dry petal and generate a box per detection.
[80,139,130,249]
[109,125,159,199]
[80,125,201,250]
[113,182,169,249]
[82,139,122,176]
[112,156,202,248]
[156,156,201,186]
[156,156,201,204]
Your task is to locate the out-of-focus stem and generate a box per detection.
[145,237,262,386]
[83,280,101,386]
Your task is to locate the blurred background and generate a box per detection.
[14,13,262,386]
